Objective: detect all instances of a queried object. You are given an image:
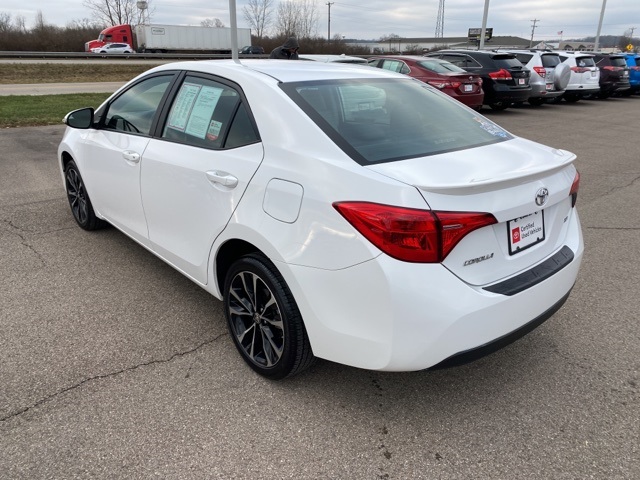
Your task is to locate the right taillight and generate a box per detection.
[488,68,513,80]
[333,202,497,263]
[570,171,580,207]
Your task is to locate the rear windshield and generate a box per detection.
[541,54,561,68]
[281,78,511,165]
[575,57,596,67]
[610,57,627,67]
[493,56,524,68]
[417,59,466,73]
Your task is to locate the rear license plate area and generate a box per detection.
[508,211,545,255]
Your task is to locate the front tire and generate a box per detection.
[224,254,314,379]
[64,160,107,230]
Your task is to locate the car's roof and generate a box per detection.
[148,59,398,83]
[298,54,367,64]
[371,55,436,61]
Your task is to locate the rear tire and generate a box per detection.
[224,253,314,379]
[563,93,580,103]
[489,101,511,111]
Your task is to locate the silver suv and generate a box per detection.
[500,50,570,106]
[556,52,600,102]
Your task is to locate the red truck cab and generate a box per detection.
[85,24,134,51]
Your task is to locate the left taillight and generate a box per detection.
[533,66,547,78]
[333,202,497,263]
[570,171,580,207]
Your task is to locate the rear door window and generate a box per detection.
[161,75,259,150]
[541,54,561,68]
[576,57,596,67]
[493,56,524,68]
[514,53,533,65]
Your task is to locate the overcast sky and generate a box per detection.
[3,0,638,40]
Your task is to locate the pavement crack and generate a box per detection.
[0,218,46,267]
[598,174,640,199]
[0,333,227,424]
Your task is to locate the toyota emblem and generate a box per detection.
[535,187,549,206]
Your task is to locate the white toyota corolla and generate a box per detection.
[58,60,583,379]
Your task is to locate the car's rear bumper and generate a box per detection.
[529,82,564,99]
[283,210,583,372]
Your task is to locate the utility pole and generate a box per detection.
[435,0,445,38]
[529,19,540,48]
[326,2,334,42]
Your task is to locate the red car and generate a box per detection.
[367,55,484,109]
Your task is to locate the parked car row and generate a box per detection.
[367,49,638,110]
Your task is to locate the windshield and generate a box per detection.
[281,78,511,165]
[417,59,466,74]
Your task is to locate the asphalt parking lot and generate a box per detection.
[1,97,639,479]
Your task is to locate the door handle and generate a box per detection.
[122,151,140,163]
[206,170,238,188]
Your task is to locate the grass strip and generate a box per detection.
[0,93,110,128]
[0,63,155,84]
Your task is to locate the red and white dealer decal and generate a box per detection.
[508,211,545,255]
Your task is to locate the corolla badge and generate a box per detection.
[535,187,549,206]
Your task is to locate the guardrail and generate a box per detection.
[0,51,269,60]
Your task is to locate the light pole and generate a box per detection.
[594,0,607,51]
[479,0,490,50]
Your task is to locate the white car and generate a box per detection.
[91,43,134,54]
[557,51,600,102]
[58,60,583,379]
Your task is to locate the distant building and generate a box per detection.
[345,36,532,54]
[559,41,596,51]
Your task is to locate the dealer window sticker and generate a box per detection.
[185,86,224,139]
[472,116,509,138]
[166,82,201,132]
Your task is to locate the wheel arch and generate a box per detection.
[214,238,261,297]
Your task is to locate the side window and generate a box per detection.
[441,55,464,68]
[463,57,482,68]
[103,75,172,135]
[515,54,532,65]
[162,76,258,150]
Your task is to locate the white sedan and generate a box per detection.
[58,60,583,379]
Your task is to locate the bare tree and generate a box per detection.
[201,18,225,28]
[82,0,154,26]
[243,0,273,39]
[297,0,318,39]
[275,0,317,38]
[275,1,299,38]
[0,12,12,33]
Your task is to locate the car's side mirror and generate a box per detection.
[63,107,94,129]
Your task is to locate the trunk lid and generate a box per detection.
[366,137,578,285]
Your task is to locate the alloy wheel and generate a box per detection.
[227,270,285,368]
